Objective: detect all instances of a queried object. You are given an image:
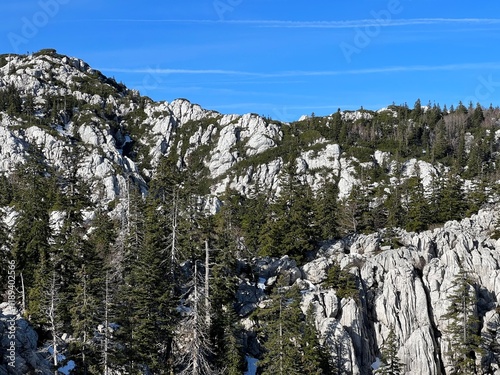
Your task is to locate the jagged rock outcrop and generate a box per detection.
[2,50,500,374]
[0,304,52,375]
[235,205,500,374]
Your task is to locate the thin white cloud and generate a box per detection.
[249,18,500,29]
[100,62,500,78]
[101,67,268,77]
[86,18,500,29]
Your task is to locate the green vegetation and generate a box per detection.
[2,51,500,374]
[442,268,483,374]
[324,261,358,300]
[376,327,404,375]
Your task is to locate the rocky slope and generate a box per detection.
[1,50,500,374]
[236,206,500,374]
[0,50,450,206]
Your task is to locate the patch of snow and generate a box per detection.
[257,277,267,290]
[47,346,76,374]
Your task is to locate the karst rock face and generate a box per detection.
[2,51,500,374]
[0,304,52,375]
[0,52,376,207]
[235,206,500,374]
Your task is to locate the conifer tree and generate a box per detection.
[0,206,10,295]
[116,193,176,374]
[240,188,268,256]
[175,260,216,375]
[337,184,370,236]
[207,199,248,373]
[69,239,107,374]
[11,154,53,290]
[314,179,340,240]
[403,175,429,232]
[442,268,482,374]
[0,174,13,206]
[256,278,329,374]
[384,176,404,230]
[259,167,317,262]
[376,326,404,375]
[324,261,358,300]
[437,170,467,223]
[256,280,305,375]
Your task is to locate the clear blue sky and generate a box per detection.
[2,0,500,121]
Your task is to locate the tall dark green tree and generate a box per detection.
[437,170,467,223]
[240,186,268,257]
[10,152,54,310]
[314,179,340,240]
[256,279,330,374]
[376,326,404,375]
[116,194,176,374]
[442,268,482,375]
[402,175,430,232]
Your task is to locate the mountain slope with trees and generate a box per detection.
[0,50,500,374]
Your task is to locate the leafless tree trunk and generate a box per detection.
[46,271,61,375]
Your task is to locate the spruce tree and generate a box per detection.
[437,170,467,223]
[376,326,404,375]
[117,194,176,374]
[403,175,429,232]
[324,261,358,300]
[11,154,53,290]
[256,278,329,374]
[259,168,317,263]
[256,280,305,375]
[314,179,340,240]
[69,239,106,374]
[442,268,482,374]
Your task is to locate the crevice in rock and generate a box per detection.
[415,267,446,375]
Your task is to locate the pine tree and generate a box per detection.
[442,268,482,374]
[256,280,305,375]
[301,307,332,374]
[11,154,53,290]
[337,184,370,236]
[437,170,467,223]
[314,179,340,240]
[376,326,404,375]
[0,173,13,206]
[116,194,176,374]
[240,184,268,256]
[256,278,329,374]
[217,309,246,375]
[259,168,317,263]
[324,261,358,300]
[211,203,245,371]
[69,240,106,374]
[384,176,404,230]
[403,175,430,232]
[0,206,11,296]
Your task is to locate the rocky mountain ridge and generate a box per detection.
[1,50,472,206]
[1,50,500,374]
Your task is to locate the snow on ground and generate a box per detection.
[257,277,266,290]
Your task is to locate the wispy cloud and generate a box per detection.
[100,62,500,78]
[249,18,500,29]
[83,18,500,29]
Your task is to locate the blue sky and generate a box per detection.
[2,0,500,121]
